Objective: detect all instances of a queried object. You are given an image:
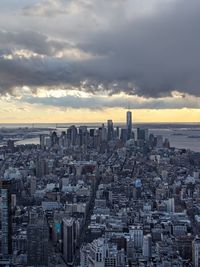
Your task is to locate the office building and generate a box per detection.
[27,215,49,266]
[80,238,126,267]
[0,179,12,257]
[156,135,163,148]
[101,124,107,141]
[137,128,148,142]
[50,131,59,147]
[40,134,46,150]
[36,158,48,178]
[126,111,132,140]
[120,129,127,143]
[63,218,76,265]
[143,234,152,260]
[129,226,143,249]
[67,125,78,146]
[107,120,114,141]
[175,236,193,260]
[193,237,200,267]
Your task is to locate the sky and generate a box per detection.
[0,0,200,123]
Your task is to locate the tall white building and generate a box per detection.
[129,225,143,249]
[80,238,126,267]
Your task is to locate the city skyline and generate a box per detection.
[1,2,200,264]
[0,1,200,123]
[1,111,200,266]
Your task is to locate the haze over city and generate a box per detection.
[0,0,200,122]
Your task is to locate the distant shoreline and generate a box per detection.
[0,122,200,130]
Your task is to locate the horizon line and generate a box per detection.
[0,121,200,125]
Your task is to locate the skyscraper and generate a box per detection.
[101,123,107,141]
[36,158,48,178]
[39,134,46,150]
[63,218,76,265]
[137,128,148,142]
[107,120,114,141]
[143,234,152,260]
[126,111,132,140]
[129,225,143,249]
[67,125,78,146]
[120,128,128,143]
[50,131,59,147]
[27,214,49,266]
[0,179,12,257]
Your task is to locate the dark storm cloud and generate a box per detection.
[76,0,200,98]
[0,0,200,102]
[0,56,77,94]
[0,30,70,56]
[21,94,200,110]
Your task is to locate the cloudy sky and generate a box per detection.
[0,0,200,123]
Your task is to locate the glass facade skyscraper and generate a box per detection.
[126,111,132,140]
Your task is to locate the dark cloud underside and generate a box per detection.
[0,0,200,104]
